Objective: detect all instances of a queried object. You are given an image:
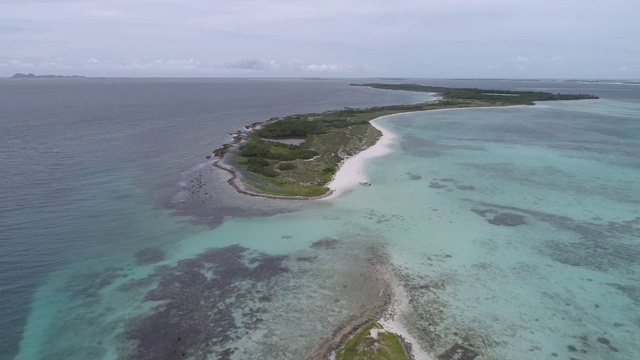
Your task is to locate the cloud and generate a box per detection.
[224,59,278,71]
[1,56,377,76]
[9,59,34,68]
[511,56,529,63]
[0,0,638,77]
[303,64,343,72]
[296,62,374,73]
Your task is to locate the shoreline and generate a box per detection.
[211,104,530,202]
[209,82,598,200]
[321,105,526,201]
[378,273,433,360]
[321,114,399,200]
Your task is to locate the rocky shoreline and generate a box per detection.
[212,158,335,201]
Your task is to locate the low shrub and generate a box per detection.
[277,162,296,170]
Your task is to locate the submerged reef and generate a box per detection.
[470,201,640,272]
[311,237,340,250]
[487,212,527,227]
[437,343,479,360]
[123,245,289,360]
[470,208,527,226]
[394,267,492,359]
[134,247,166,265]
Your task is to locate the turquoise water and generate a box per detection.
[361,100,640,359]
[4,80,640,359]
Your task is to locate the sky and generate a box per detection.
[1,0,638,78]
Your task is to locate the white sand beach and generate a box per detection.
[322,115,398,200]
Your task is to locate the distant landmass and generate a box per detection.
[10,73,85,79]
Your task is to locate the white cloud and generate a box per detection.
[9,59,35,69]
[298,62,374,73]
[224,59,278,71]
[512,56,529,63]
[303,64,343,72]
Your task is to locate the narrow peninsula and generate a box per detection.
[211,83,597,198]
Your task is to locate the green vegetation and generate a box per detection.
[228,83,598,197]
[277,162,296,170]
[255,118,327,138]
[232,112,383,196]
[335,322,409,360]
[354,83,599,105]
[239,140,318,160]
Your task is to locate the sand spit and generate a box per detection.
[315,265,434,360]
[379,274,434,360]
[313,264,392,360]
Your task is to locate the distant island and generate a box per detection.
[10,73,86,79]
[210,83,599,199]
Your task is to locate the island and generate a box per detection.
[10,73,85,79]
[334,322,410,360]
[211,83,598,199]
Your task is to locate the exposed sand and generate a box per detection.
[379,274,434,360]
[322,115,399,200]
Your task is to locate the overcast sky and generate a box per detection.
[1,0,638,78]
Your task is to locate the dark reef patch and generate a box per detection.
[456,185,475,191]
[311,237,340,250]
[401,136,484,159]
[606,283,640,304]
[134,247,166,266]
[487,213,526,227]
[429,181,447,189]
[406,172,422,180]
[296,256,317,263]
[394,267,493,358]
[68,267,126,300]
[438,343,479,360]
[467,201,640,272]
[470,208,499,218]
[123,245,289,360]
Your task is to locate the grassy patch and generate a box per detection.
[243,178,328,197]
[336,322,409,360]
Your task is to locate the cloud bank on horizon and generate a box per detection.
[0,0,638,78]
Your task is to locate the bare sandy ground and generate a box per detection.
[322,115,399,200]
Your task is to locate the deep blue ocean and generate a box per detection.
[1,78,638,360]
